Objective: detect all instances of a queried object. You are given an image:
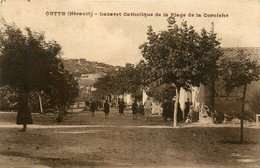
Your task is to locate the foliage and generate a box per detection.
[48,70,80,108]
[116,63,144,94]
[218,49,260,93]
[94,62,148,98]
[139,17,222,126]
[93,74,116,99]
[249,90,260,115]
[148,83,175,103]
[139,17,222,91]
[0,22,62,93]
[218,49,260,141]
[0,21,79,113]
[0,86,18,110]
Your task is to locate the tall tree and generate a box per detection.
[94,74,117,99]
[219,49,260,142]
[199,28,223,115]
[48,69,79,118]
[0,22,79,125]
[139,17,222,127]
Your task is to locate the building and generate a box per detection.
[182,47,260,121]
[142,47,260,120]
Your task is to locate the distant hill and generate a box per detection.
[62,58,120,77]
[62,58,121,101]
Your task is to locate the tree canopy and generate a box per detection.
[139,17,222,91]
[0,21,79,112]
[139,17,222,126]
[218,49,260,93]
[218,49,260,142]
[0,22,62,93]
[94,62,148,99]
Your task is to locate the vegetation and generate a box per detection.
[249,91,260,115]
[139,17,222,126]
[218,49,260,142]
[0,21,79,121]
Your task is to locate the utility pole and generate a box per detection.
[211,22,214,34]
[211,22,215,122]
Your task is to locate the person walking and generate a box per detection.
[90,99,96,117]
[132,100,138,120]
[103,100,110,119]
[144,97,153,121]
[118,99,125,115]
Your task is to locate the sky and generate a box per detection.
[1,0,260,66]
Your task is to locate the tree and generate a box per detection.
[116,63,145,96]
[48,69,79,118]
[0,21,79,124]
[219,49,260,142]
[93,61,149,103]
[0,86,18,110]
[139,17,222,127]
[199,27,223,115]
[93,74,117,100]
[113,64,134,95]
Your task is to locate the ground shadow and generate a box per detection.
[0,151,110,167]
[219,140,258,145]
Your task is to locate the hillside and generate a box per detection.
[62,58,120,77]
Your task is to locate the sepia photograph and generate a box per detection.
[0,0,260,167]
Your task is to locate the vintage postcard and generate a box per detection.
[0,0,259,167]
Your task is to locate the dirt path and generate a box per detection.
[0,109,260,168]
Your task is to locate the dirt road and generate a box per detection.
[0,108,259,168]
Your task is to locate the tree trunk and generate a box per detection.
[38,93,43,114]
[240,83,247,143]
[173,87,180,127]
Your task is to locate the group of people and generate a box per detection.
[161,98,192,122]
[84,99,110,118]
[84,97,193,122]
[16,95,193,131]
[132,97,154,121]
[131,99,148,120]
[84,98,146,120]
[119,98,145,118]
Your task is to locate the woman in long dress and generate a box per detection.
[132,100,138,120]
[16,93,33,131]
[118,99,125,115]
[103,100,110,119]
[144,97,153,121]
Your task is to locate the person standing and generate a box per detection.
[16,93,33,131]
[118,99,125,115]
[90,99,96,117]
[132,100,138,120]
[168,100,174,121]
[85,100,90,111]
[144,97,153,121]
[184,98,191,121]
[103,100,110,119]
[177,102,183,122]
[161,99,169,121]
